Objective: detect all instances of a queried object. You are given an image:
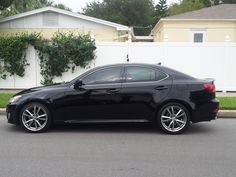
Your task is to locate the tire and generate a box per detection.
[20,102,52,133]
[157,103,190,135]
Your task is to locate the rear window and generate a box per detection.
[160,66,196,80]
[126,66,167,82]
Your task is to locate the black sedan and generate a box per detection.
[6,63,219,134]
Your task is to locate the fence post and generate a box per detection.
[163,34,169,64]
[222,35,230,92]
[126,33,132,63]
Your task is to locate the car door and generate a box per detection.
[63,66,125,121]
[120,65,172,120]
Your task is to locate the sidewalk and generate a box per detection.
[216,92,236,97]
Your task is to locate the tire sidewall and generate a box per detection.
[20,102,51,133]
[157,102,190,135]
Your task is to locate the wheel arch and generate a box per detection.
[156,99,193,121]
[15,99,53,125]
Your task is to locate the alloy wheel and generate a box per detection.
[160,105,188,133]
[22,104,48,132]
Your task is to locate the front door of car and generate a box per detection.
[64,66,125,121]
[120,66,172,120]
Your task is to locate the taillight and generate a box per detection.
[203,83,215,93]
[213,108,219,113]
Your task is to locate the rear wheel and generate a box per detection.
[157,103,190,134]
[20,102,51,133]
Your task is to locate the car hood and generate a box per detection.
[15,82,69,96]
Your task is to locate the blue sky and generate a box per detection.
[53,0,179,13]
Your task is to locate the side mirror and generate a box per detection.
[74,80,83,89]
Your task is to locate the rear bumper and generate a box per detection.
[192,98,219,123]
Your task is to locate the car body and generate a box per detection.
[6,63,219,134]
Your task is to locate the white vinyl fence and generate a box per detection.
[0,42,236,91]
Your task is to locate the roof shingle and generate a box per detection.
[165,4,236,20]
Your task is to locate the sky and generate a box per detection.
[53,0,179,13]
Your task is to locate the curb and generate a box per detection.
[217,110,236,119]
[0,108,236,118]
[0,108,6,115]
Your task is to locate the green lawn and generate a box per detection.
[0,93,13,108]
[218,97,236,110]
[0,93,236,110]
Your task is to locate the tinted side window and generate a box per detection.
[126,67,166,82]
[82,67,122,85]
[156,70,167,81]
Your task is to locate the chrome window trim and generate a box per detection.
[70,74,169,88]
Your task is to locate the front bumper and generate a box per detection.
[192,98,219,123]
[6,104,18,125]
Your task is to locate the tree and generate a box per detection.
[212,0,220,5]
[38,0,53,6]
[82,1,105,19]
[199,0,211,6]
[0,0,13,10]
[0,0,70,17]
[222,0,236,3]
[52,3,71,11]
[168,0,206,16]
[153,0,168,25]
[83,0,155,35]
[1,0,50,16]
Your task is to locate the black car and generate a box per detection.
[6,63,219,134]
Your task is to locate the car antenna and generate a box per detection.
[157,62,162,65]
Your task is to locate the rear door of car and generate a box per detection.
[120,65,172,120]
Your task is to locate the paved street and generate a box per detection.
[0,115,236,177]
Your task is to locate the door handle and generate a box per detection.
[155,86,168,91]
[106,88,119,94]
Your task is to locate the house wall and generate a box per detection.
[0,28,118,42]
[153,20,236,42]
[0,12,124,41]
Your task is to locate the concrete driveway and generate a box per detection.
[0,115,236,177]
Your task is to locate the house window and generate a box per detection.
[194,33,203,43]
[190,29,207,43]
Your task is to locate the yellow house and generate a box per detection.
[0,7,131,42]
[152,4,236,42]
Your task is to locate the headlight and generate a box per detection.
[9,95,22,103]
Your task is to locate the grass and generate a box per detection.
[0,93,236,110]
[218,97,236,110]
[0,93,14,108]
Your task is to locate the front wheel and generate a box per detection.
[20,102,51,133]
[157,103,190,134]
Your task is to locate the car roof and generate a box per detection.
[96,63,162,69]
